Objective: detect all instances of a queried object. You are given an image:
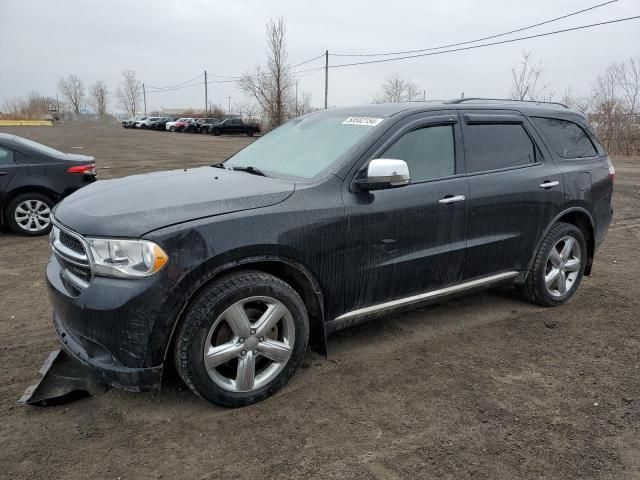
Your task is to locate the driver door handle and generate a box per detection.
[439,194,466,204]
[539,180,560,189]
[0,172,8,176]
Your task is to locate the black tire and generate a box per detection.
[212,129,221,136]
[174,270,309,407]
[141,124,147,129]
[170,126,176,132]
[521,222,587,307]
[246,128,254,137]
[6,192,55,236]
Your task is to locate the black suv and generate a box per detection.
[47,99,613,407]
[205,118,261,136]
[0,134,96,235]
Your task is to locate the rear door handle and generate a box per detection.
[0,172,7,176]
[439,194,466,204]
[539,180,560,189]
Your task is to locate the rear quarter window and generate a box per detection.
[532,117,597,158]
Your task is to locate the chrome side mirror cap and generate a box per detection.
[355,159,410,191]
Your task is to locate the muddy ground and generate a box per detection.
[0,123,638,479]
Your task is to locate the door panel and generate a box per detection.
[0,146,19,195]
[460,111,564,278]
[341,112,468,313]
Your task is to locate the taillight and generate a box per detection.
[67,164,96,175]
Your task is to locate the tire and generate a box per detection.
[141,124,147,129]
[521,222,587,307]
[170,126,176,132]
[212,129,221,136]
[200,128,208,134]
[246,129,254,137]
[174,270,309,407]
[6,192,55,236]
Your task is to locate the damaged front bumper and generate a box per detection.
[42,253,183,394]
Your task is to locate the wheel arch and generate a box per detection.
[523,207,595,282]
[164,255,328,367]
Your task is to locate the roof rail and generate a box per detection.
[447,97,568,108]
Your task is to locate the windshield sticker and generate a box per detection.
[342,117,384,127]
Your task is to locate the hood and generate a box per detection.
[54,166,295,237]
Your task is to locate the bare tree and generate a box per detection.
[373,74,421,103]
[233,99,260,119]
[510,51,553,101]
[238,18,293,129]
[58,74,85,114]
[117,70,142,117]
[590,58,640,155]
[559,87,590,115]
[90,80,108,116]
[1,91,56,119]
[207,101,226,118]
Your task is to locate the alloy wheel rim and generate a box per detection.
[14,200,51,232]
[545,235,581,297]
[203,296,295,393]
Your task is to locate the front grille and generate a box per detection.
[59,230,85,255]
[51,222,92,288]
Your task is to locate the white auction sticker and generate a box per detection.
[342,117,384,127]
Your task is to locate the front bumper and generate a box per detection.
[46,254,182,391]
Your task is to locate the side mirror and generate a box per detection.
[355,159,410,191]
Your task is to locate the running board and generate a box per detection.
[327,271,518,333]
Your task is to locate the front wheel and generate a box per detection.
[521,222,587,307]
[174,271,309,407]
[169,126,176,132]
[212,129,221,136]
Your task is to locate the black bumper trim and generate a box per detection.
[53,314,163,392]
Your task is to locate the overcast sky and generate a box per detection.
[0,0,638,113]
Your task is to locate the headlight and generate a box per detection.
[85,238,168,278]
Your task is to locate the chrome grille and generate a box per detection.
[50,221,92,288]
[59,230,85,255]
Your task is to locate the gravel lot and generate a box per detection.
[0,123,639,479]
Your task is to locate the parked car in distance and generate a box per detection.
[186,118,218,133]
[0,133,96,235]
[122,116,147,128]
[165,118,185,132]
[135,117,161,129]
[47,99,613,407]
[148,117,169,130]
[183,118,203,133]
[170,118,194,132]
[155,117,178,131]
[207,118,261,136]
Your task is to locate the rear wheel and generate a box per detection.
[246,128,254,137]
[522,222,586,307]
[212,129,221,136]
[174,271,309,407]
[6,193,54,236]
[170,126,176,132]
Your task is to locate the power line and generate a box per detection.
[291,53,325,69]
[146,73,204,91]
[327,15,640,69]
[146,81,204,93]
[331,0,619,57]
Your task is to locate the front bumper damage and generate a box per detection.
[18,349,108,406]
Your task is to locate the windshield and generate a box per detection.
[225,112,386,179]
[15,136,66,157]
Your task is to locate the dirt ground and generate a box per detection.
[0,123,639,480]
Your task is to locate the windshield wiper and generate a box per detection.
[231,165,268,177]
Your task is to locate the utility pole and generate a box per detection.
[324,50,329,109]
[204,70,208,117]
[143,83,147,115]
[228,95,231,114]
[295,79,299,115]
[423,90,426,101]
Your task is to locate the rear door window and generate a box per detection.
[464,124,535,173]
[532,117,597,158]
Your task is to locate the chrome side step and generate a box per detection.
[327,271,518,333]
